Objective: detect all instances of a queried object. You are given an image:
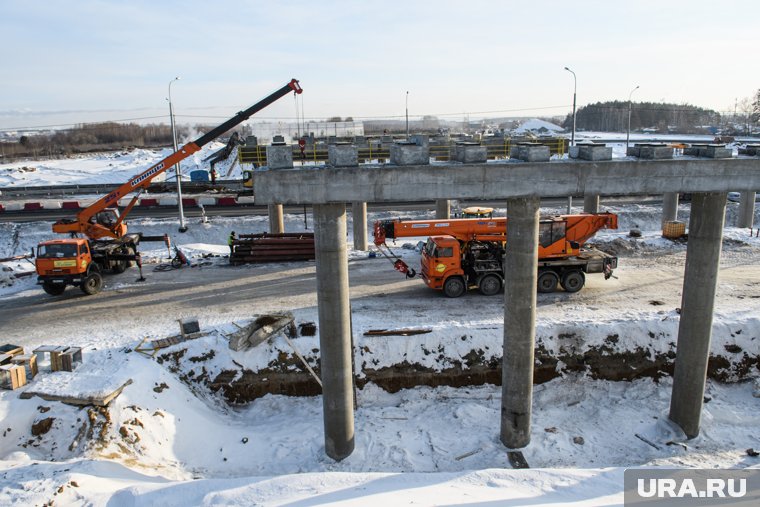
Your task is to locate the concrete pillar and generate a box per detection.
[737,191,756,229]
[351,201,367,251]
[583,194,600,214]
[668,192,727,439]
[501,195,540,449]
[313,203,355,460]
[436,199,451,219]
[268,204,284,234]
[662,192,679,226]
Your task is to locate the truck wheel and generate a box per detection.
[561,270,585,293]
[110,259,127,274]
[478,274,502,296]
[42,283,66,296]
[81,272,103,295]
[537,270,559,293]
[443,276,466,298]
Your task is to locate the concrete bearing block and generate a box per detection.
[390,142,430,165]
[328,143,359,167]
[700,145,732,159]
[578,145,613,161]
[513,144,550,162]
[637,145,674,159]
[454,142,487,163]
[266,144,294,170]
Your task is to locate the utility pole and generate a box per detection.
[168,76,187,233]
[564,67,577,213]
[626,85,640,150]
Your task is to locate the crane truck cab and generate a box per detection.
[36,239,103,296]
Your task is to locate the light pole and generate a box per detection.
[168,76,187,233]
[564,66,577,213]
[626,85,640,150]
[405,91,409,140]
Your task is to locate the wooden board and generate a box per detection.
[19,379,133,407]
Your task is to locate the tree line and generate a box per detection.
[563,101,721,134]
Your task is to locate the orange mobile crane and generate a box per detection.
[373,212,618,297]
[35,79,303,296]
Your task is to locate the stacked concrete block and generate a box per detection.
[738,144,760,156]
[272,135,286,145]
[685,144,732,159]
[628,143,674,159]
[266,144,294,170]
[390,141,429,165]
[578,143,613,161]
[328,143,359,167]
[454,142,488,163]
[510,143,551,162]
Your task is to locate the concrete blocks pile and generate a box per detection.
[577,143,613,161]
[684,144,732,159]
[627,143,674,159]
[454,142,488,163]
[266,144,294,169]
[510,143,551,162]
[328,143,359,167]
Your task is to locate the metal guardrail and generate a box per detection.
[238,139,567,166]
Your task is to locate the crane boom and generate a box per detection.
[53,79,302,240]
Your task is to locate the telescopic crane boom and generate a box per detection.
[52,79,302,241]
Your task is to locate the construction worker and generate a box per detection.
[228,231,236,255]
[209,167,217,185]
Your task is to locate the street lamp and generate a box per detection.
[564,66,577,213]
[405,91,409,140]
[168,76,187,232]
[626,85,640,150]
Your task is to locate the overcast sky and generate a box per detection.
[2,0,758,131]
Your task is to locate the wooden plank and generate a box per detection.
[19,379,133,407]
[363,328,433,337]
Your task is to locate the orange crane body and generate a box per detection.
[373,212,618,297]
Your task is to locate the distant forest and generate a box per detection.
[563,101,721,134]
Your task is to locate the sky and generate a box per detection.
[1,0,759,131]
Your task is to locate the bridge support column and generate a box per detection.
[351,202,368,251]
[583,194,600,214]
[737,191,756,229]
[500,195,540,449]
[662,192,679,225]
[436,199,451,219]
[268,204,284,234]
[669,192,726,438]
[313,203,355,460]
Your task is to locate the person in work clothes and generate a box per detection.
[228,231,236,255]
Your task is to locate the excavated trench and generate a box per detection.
[159,339,760,405]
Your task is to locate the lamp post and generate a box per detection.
[626,85,640,150]
[168,76,187,233]
[405,91,409,140]
[564,66,577,213]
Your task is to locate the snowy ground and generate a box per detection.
[1,148,759,506]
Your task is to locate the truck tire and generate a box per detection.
[110,258,127,274]
[81,272,103,295]
[42,283,66,296]
[561,270,585,293]
[537,270,559,293]
[443,276,466,298]
[478,274,502,296]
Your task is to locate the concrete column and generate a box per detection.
[662,192,679,225]
[351,201,368,250]
[436,199,451,219]
[583,194,600,214]
[313,203,355,460]
[737,191,756,229]
[268,204,284,234]
[501,195,540,449]
[669,192,727,439]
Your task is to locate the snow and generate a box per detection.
[1,148,760,505]
[513,118,565,134]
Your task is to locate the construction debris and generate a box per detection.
[227,313,296,351]
[32,345,83,372]
[230,233,315,265]
[20,378,133,407]
[135,317,207,357]
[0,364,27,390]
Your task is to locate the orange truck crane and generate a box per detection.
[35,79,303,296]
[373,212,618,297]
